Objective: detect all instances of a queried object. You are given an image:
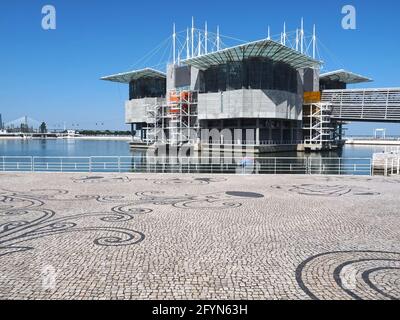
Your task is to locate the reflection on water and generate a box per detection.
[0,139,386,158]
[257,145,387,159]
[0,139,387,175]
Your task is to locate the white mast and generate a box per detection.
[205,21,208,54]
[198,30,201,56]
[172,23,176,64]
[283,22,286,46]
[312,24,316,59]
[216,25,220,51]
[295,28,299,51]
[267,26,271,40]
[186,28,190,59]
[191,17,195,58]
[300,18,304,54]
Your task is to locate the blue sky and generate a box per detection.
[1,0,400,134]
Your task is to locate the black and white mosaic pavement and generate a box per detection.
[0,173,399,300]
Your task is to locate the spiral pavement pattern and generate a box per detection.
[0,173,399,300]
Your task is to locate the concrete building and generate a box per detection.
[102,22,399,153]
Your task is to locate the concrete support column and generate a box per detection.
[233,128,240,146]
[339,123,343,140]
[237,119,242,144]
[135,123,143,141]
[131,124,136,138]
[256,119,260,145]
[220,119,224,144]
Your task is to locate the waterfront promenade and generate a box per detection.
[1,172,400,300]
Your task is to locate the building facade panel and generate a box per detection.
[125,97,166,124]
[197,89,302,121]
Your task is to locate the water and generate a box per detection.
[0,138,387,175]
[0,139,133,157]
[0,138,386,158]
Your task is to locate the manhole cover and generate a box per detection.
[84,176,104,180]
[225,191,264,198]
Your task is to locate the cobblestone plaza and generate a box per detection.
[1,173,400,300]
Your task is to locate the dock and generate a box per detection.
[346,139,400,146]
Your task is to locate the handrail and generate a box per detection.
[0,155,377,176]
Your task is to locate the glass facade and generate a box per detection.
[129,77,166,100]
[320,79,347,91]
[203,58,298,94]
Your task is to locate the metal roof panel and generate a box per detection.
[101,68,166,84]
[320,69,372,84]
[181,39,322,70]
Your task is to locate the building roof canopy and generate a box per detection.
[320,69,372,84]
[101,68,166,84]
[181,39,322,71]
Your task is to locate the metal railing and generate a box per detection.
[377,158,400,176]
[372,153,400,176]
[0,156,374,176]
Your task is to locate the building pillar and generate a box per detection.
[256,119,260,145]
[136,123,143,141]
[220,119,223,144]
[131,124,135,137]
[280,120,284,144]
[233,119,243,145]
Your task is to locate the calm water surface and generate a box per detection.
[0,139,133,157]
[0,138,387,158]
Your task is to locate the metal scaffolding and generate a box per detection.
[303,102,334,150]
[143,103,163,145]
[144,89,199,145]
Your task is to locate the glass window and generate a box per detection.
[203,58,298,94]
[129,78,166,100]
